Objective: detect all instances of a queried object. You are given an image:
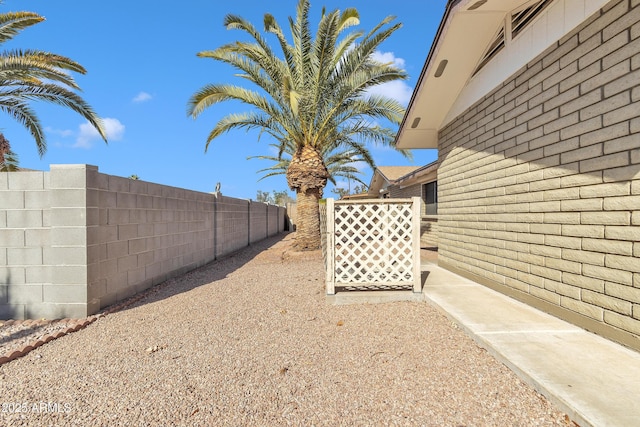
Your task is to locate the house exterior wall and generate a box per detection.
[0,164,286,320]
[388,183,439,249]
[437,0,640,350]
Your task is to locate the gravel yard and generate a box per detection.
[0,233,571,426]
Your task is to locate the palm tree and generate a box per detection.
[188,0,407,250]
[249,141,379,189]
[0,132,18,171]
[0,9,106,157]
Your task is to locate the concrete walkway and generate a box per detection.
[421,261,640,427]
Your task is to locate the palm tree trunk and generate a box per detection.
[287,145,328,250]
[294,188,322,250]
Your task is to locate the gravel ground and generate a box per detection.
[0,233,572,426]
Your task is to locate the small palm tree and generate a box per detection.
[0,8,106,157]
[188,0,407,250]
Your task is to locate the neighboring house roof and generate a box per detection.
[367,162,438,195]
[377,166,421,182]
[396,0,609,149]
[394,160,438,188]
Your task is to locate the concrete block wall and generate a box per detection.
[437,0,640,350]
[388,182,439,249]
[0,170,53,319]
[0,165,286,319]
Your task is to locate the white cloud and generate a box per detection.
[45,126,74,138]
[75,117,125,148]
[371,50,405,69]
[366,79,413,106]
[366,50,413,106]
[132,91,152,103]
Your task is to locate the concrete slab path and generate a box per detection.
[421,261,640,427]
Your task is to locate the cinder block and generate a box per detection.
[107,241,129,259]
[6,284,44,304]
[0,229,25,247]
[6,209,43,228]
[50,164,93,189]
[108,176,130,193]
[116,192,137,209]
[50,227,86,246]
[51,265,87,285]
[44,246,87,265]
[25,229,49,247]
[8,172,45,190]
[117,223,138,241]
[50,188,86,208]
[117,255,138,273]
[98,190,117,208]
[0,266,25,284]
[24,190,50,209]
[26,302,88,319]
[49,207,86,227]
[7,248,42,265]
[107,208,130,225]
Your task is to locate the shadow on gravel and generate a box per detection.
[102,232,293,315]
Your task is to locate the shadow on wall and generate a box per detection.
[0,269,18,320]
[96,233,290,316]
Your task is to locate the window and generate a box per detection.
[423,181,437,216]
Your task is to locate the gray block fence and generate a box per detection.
[0,164,287,319]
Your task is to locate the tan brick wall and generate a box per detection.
[438,0,640,349]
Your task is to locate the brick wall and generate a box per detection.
[437,0,640,350]
[0,164,286,319]
[389,182,439,249]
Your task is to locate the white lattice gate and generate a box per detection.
[324,198,421,295]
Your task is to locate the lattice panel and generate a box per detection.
[333,202,414,284]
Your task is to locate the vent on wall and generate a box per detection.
[512,0,554,38]
[473,0,555,76]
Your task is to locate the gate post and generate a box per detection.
[412,197,422,293]
[326,198,336,295]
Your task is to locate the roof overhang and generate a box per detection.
[396,0,540,149]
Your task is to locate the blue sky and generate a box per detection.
[2,0,445,200]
